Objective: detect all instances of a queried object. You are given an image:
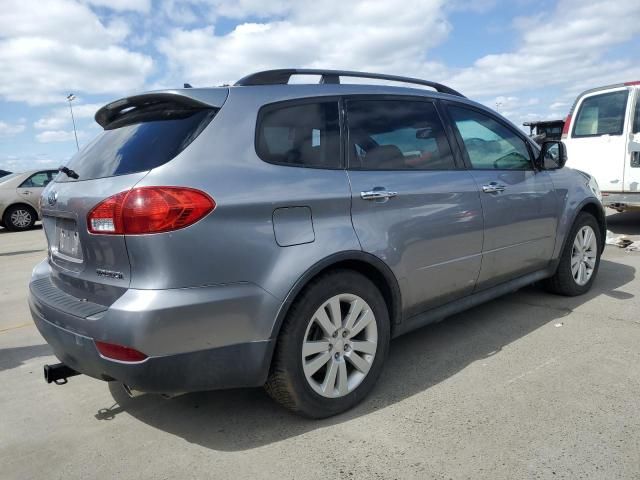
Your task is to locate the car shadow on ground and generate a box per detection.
[0,224,42,235]
[99,258,635,452]
[0,344,52,372]
[606,210,640,236]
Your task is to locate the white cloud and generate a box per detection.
[155,0,293,25]
[156,0,451,87]
[0,0,133,47]
[82,0,151,12]
[36,130,83,143]
[0,120,26,137]
[34,103,103,130]
[207,0,293,19]
[0,39,153,104]
[0,154,59,173]
[0,0,153,105]
[448,0,640,97]
[33,117,68,131]
[1,0,639,165]
[153,0,640,122]
[492,95,538,109]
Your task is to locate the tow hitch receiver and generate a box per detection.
[44,363,80,385]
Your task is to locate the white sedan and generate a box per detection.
[0,169,58,231]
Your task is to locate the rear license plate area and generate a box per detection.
[53,218,83,262]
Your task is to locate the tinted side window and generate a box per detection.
[449,105,532,170]
[347,99,454,170]
[633,96,640,134]
[573,90,629,137]
[20,171,55,188]
[256,101,340,168]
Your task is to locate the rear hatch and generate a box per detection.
[40,89,227,307]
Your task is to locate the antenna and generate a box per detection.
[66,94,79,152]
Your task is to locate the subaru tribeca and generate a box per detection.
[30,69,605,418]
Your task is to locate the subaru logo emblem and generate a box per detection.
[47,190,58,206]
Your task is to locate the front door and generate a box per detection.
[566,88,630,193]
[446,103,559,289]
[346,97,484,316]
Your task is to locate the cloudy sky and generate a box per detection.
[1,0,639,172]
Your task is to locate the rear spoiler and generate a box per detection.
[95,88,229,128]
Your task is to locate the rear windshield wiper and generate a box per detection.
[58,166,79,179]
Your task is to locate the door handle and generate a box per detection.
[21,190,32,195]
[360,190,398,201]
[482,183,506,193]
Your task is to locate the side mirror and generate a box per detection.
[536,140,567,170]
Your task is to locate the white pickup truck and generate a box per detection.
[562,81,640,211]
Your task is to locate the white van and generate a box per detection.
[562,81,640,211]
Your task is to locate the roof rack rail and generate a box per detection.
[234,69,465,97]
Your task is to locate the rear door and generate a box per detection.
[41,96,221,306]
[445,103,558,289]
[16,170,57,211]
[626,87,640,192]
[565,88,630,192]
[346,97,484,315]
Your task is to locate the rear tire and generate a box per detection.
[265,269,390,418]
[545,212,602,296]
[3,205,37,231]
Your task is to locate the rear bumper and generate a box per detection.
[31,310,272,393]
[602,192,640,209]
[29,261,280,393]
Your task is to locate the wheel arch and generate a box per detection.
[2,202,38,222]
[579,201,606,251]
[562,199,607,253]
[269,251,403,341]
[556,199,607,264]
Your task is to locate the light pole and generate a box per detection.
[66,93,79,151]
[495,101,503,114]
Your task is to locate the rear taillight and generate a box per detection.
[561,114,571,139]
[95,340,148,362]
[88,186,215,235]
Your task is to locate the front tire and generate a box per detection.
[3,205,37,231]
[265,269,390,418]
[545,212,602,296]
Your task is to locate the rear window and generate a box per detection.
[573,90,629,137]
[256,101,341,169]
[57,107,216,182]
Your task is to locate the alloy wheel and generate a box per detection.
[10,209,32,229]
[571,225,597,286]
[301,294,378,398]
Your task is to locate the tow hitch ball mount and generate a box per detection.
[44,363,80,385]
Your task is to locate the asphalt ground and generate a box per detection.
[1,211,639,479]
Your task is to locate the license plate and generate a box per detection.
[57,221,81,259]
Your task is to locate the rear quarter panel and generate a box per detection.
[125,87,361,301]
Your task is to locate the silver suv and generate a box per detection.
[30,69,605,418]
